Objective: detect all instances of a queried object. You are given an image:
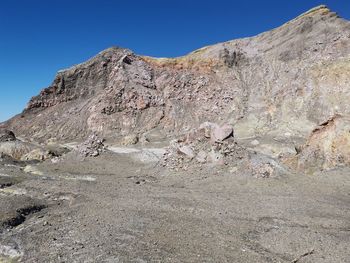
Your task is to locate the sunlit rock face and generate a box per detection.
[284,115,350,172]
[2,5,350,152]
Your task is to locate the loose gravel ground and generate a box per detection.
[0,151,349,262]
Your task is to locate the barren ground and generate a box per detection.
[0,146,349,263]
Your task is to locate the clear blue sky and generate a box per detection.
[0,0,349,122]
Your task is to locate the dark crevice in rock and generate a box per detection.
[2,205,46,229]
[0,130,16,142]
[0,182,13,189]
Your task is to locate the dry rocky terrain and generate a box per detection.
[0,5,350,263]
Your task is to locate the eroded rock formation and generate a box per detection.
[285,115,350,172]
[1,5,350,171]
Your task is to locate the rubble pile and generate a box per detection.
[77,134,106,157]
[161,122,288,178]
[161,122,248,170]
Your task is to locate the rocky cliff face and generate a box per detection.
[2,5,350,144]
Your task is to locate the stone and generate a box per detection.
[199,122,216,138]
[177,145,195,159]
[211,124,234,142]
[121,134,139,146]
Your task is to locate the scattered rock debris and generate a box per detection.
[161,122,287,178]
[77,134,106,157]
[162,122,246,169]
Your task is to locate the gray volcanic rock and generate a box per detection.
[161,122,287,178]
[2,7,350,262]
[76,134,105,157]
[0,141,36,160]
[162,122,244,168]
[2,5,350,149]
[0,129,52,161]
[0,130,16,142]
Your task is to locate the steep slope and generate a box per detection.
[2,5,350,143]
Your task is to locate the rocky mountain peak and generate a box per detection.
[2,6,350,145]
[283,5,338,28]
[57,46,133,74]
[297,5,332,18]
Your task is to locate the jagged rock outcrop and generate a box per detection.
[1,5,350,152]
[0,130,53,161]
[285,115,350,172]
[0,130,16,142]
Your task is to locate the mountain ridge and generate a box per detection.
[2,5,350,145]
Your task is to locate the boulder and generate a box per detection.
[211,124,234,142]
[199,122,216,138]
[198,122,234,142]
[177,145,195,159]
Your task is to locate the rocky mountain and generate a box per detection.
[2,5,350,146]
